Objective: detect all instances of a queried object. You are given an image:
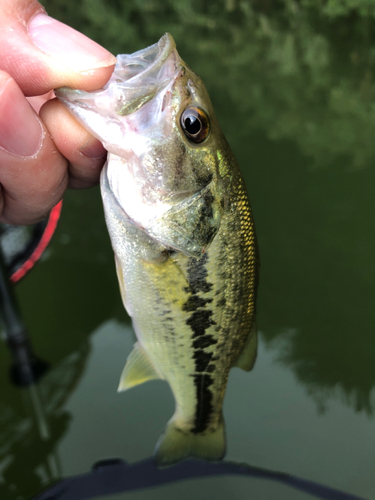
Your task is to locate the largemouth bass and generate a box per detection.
[56,33,259,466]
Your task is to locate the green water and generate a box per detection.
[1,1,374,499]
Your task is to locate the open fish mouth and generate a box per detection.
[111,33,177,90]
[54,33,181,154]
[56,33,178,111]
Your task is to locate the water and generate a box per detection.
[0,1,374,499]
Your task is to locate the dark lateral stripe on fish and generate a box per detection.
[186,309,216,337]
[182,295,212,311]
[191,190,218,247]
[184,254,217,433]
[184,254,212,293]
[193,350,214,371]
[192,335,217,349]
[191,374,214,434]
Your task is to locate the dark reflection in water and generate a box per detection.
[0,344,90,499]
[0,189,125,498]
[249,136,375,414]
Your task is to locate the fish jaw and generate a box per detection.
[55,33,181,158]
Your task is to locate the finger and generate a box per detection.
[0,0,116,96]
[40,98,107,189]
[0,71,68,225]
[27,90,55,113]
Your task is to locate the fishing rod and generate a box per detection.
[0,203,64,494]
[0,244,48,386]
[0,201,62,385]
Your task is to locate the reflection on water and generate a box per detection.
[0,343,90,499]
[248,134,375,415]
[0,189,121,499]
[1,321,370,500]
[0,1,374,498]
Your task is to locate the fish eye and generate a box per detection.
[180,107,210,144]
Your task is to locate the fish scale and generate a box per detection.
[56,33,259,466]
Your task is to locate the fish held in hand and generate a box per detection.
[56,33,259,466]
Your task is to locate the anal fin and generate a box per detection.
[234,321,258,371]
[118,342,162,392]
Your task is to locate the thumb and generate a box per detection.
[0,0,116,96]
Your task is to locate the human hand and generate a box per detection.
[0,0,116,225]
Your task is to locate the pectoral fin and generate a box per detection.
[147,183,224,258]
[234,322,258,372]
[118,342,162,391]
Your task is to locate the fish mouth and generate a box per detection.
[113,33,177,88]
[108,32,179,116]
[55,33,179,116]
[54,34,181,154]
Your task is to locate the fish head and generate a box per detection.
[56,34,234,257]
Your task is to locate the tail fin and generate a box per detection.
[154,416,226,467]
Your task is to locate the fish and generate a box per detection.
[55,33,259,467]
